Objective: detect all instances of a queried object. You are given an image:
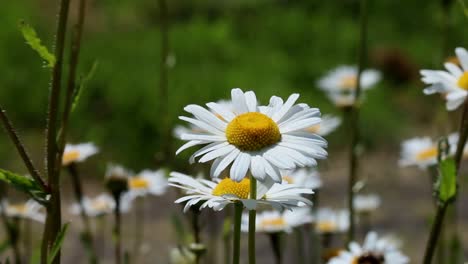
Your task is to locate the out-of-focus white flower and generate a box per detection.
[241,207,313,233]
[305,114,342,136]
[69,193,133,217]
[281,168,322,190]
[169,172,313,212]
[169,246,196,264]
[176,88,327,183]
[1,199,45,223]
[353,194,381,213]
[314,208,349,234]
[62,143,99,166]
[317,66,381,107]
[128,169,168,198]
[420,47,468,111]
[328,232,409,264]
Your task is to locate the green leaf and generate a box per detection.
[72,61,99,112]
[47,223,70,264]
[18,21,56,68]
[0,169,48,204]
[437,157,457,203]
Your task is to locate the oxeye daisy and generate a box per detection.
[176,88,327,183]
[168,172,313,212]
[128,169,168,198]
[241,207,313,233]
[62,142,99,166]
[1,199,45,223]
[305,114,342,136]
[69,193,132,217]
[317,66,381,107]
[328,232,409,264]
[353,194,381,213]
[314,208,349,234]
[421,47,468,111]
[281,168,322,190]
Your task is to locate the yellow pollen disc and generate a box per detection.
[457,72,468,90]
[129,177,150,189]
[306,124,321,133]
[212,178,250,199]
[316,221,337,233]
[226,112,281,151]
[340,75,357,90]
[416,147,437,161]
[62,150,80,165]
[282,176,294,184]
[260,217,286,228]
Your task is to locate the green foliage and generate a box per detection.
[437,157,457,203]
[0,169,48,204]
[47,223,70,264]
[72,61,99,112]
[459,0,468,17]
[18,21,55,68]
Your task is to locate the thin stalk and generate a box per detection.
[423,203,448,264]
[294,228,304,264]
[0,204,21,264]
[42,0,71,262]
[113,194,122,264]
[156,0,171,165]
[232,202,242,264]
[347,0,368,244]
[248,178,257,264]
[0,107,47,191]
[132,197,144,263]
[67,164,97,264]
[191,207,202,264]
[268,233,282,264]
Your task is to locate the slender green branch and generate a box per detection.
[232,202,242,264]
[0,107,47,192]
[248,178,257,264]
[423,203,448,264]
[347,0,368,243]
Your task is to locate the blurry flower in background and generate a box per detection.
[105,164,131,196]
[128,169,168,198]
[168,172,313,212]
[69,193,133,217]
[0,199,45,223]
[176,88,327,183]
[314,208,349,234]
[420,47,468,111]
[327,231,409,264]
[317,65,381,107]
[370,47,418,85]
[305,114,342,136]
[281,168,322,190]
[169,246,196,264]
[240,207,313,233]
[353,194,381,213]
[62,142,99,166]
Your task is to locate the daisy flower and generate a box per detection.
[1,199,45,223]
[105,164,132,195]
[421,47,468,111]
[314,208,349,234]
[241,207,313,233]
[328,231,409,264]
[305,114,342,136]
[317,66,381,107]
[62,142,99,166]
[128,169,168,198]
[281,168,322,190]
[69,193,132,217]
[168,172,313,212]
[169,246,196,264]
[176,88,327,183]
[353,194,381,213]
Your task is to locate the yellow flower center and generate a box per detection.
[226,112,281,151]
[316,221,337,233]
[62,150,80,165]
[457,72,468,90]
[416,147,437,161]
[282,176,294,184]
[212,178,250,199]
[306,124,321,133]
[340,75,357,90]
[129,177,150,189]
[259,217,286,228]
[9,204,27,214]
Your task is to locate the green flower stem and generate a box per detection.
[346,0,368,244]
[248,178,257,264]
[67,164,97,264]
[232,202,242,264]
[269,232,282,264]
